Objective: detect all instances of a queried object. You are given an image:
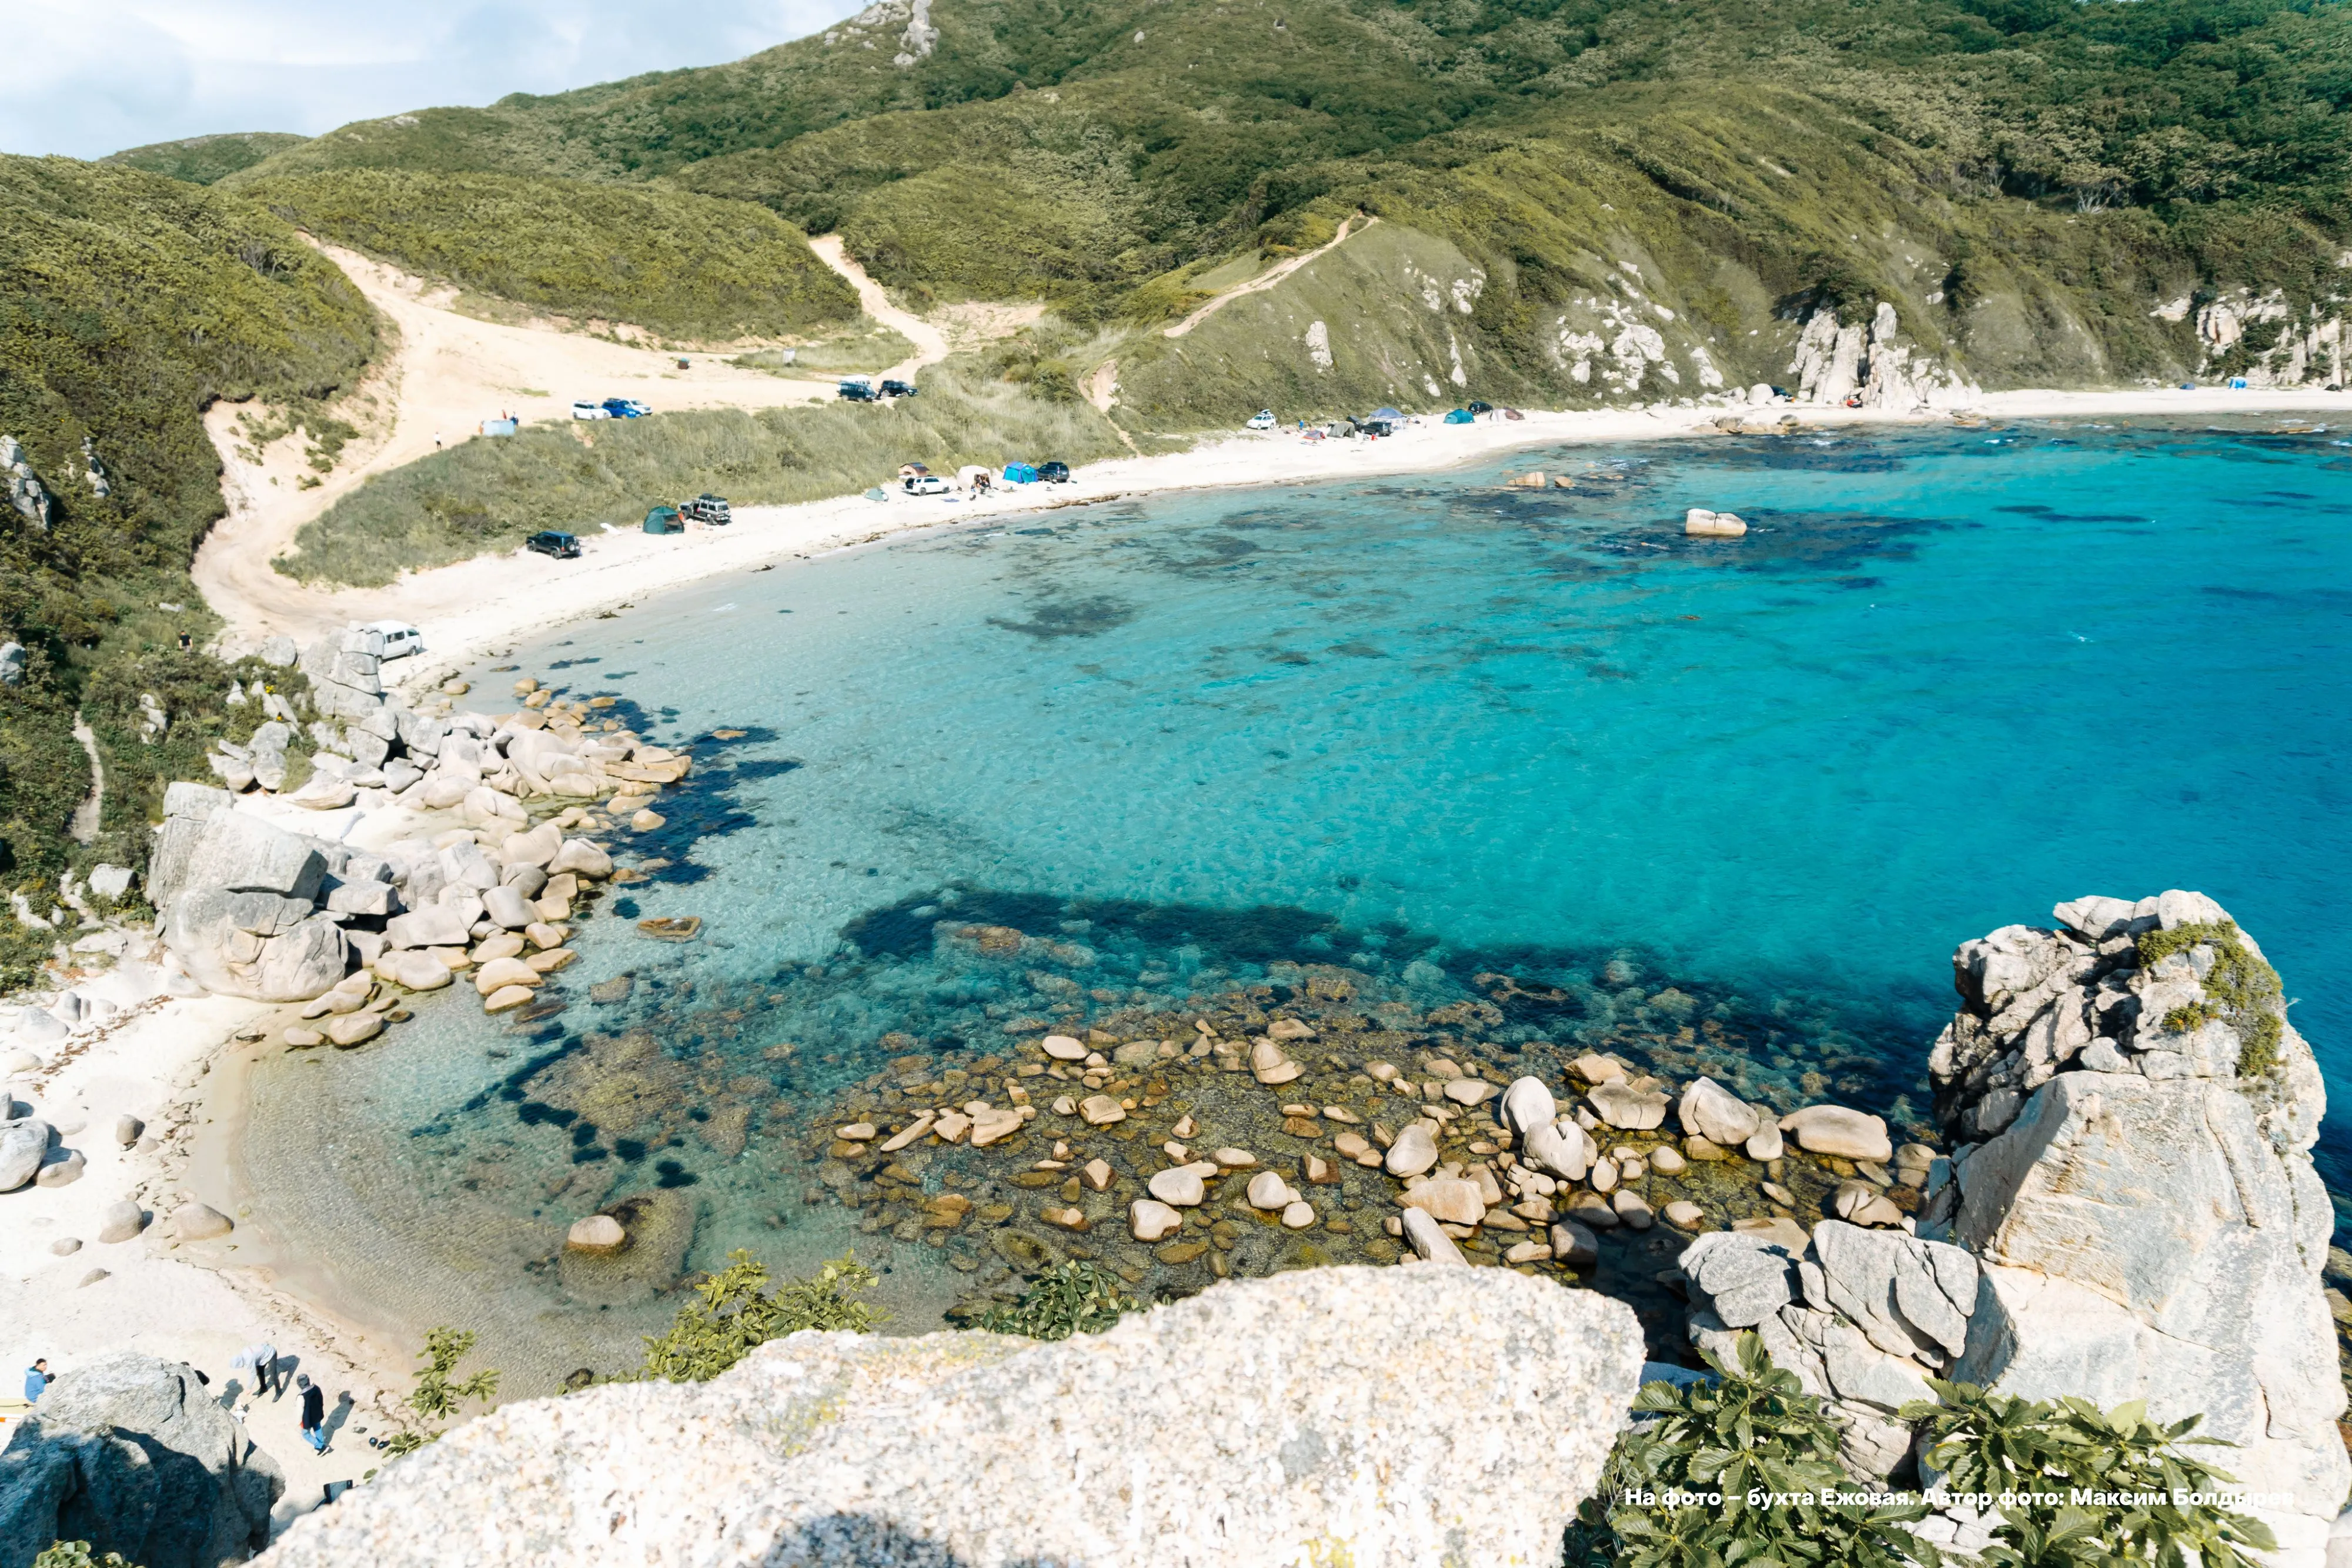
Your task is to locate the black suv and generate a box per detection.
[527,530,581,559]
[1038,460,1071,483]
[880,379,919,398]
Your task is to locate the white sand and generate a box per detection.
[4,374,2339,1539]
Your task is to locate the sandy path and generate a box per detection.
[1165,213,1373,339]
[807,235,951,382]
[192,240,844,640]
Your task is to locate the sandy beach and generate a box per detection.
[5,376,2345,1544]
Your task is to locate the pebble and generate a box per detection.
[1171,1115,1197,1138]
[1279,1201,1315,1231]
[1649,1146,1688,1175]
[1682,1135,1729,1161]
[1245,1171,1295,1211]
[1745,1125,1785,1161]
[1332,1132,1371,1159]
[1043,1035,1088,1061]
[1402,1177,1485,1225]
[1763,1181,1796,1207]
[113,1115,143,1148]
[173,1202,232,1241]
[483,985,536,1014]
[1588,1158,1619,1193]
[1130,1200,1184,1242]
[1148,1168,1206,1207]
[1571,1054,1625,1085]
[1400,1208,1465,1265]
[837,1124,877,1141]
[631,808,666,831]
[1081,1159,1112,1192]
[96,1201,145,1243]
[1365,1062,1399,1082]
[35,1151,85,1188]
[49,1236,81,1255]
[1078,1095,1125,1126]
[1211,1148,1256,1169]
[1663,1200,1705,1229]
[1505,1239,1553,1265]
[78,1269,109,1289]
[1611,1191,1655,1230]
[1321,1106,1362,1124]
[1383,1122,1439,1179]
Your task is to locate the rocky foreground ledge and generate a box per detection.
[256,1266,1643,1568]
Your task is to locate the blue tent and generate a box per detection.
[1004,462,1039,483]
[1443,408,1474,424]
[643,506,681,534]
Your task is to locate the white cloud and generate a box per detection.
[0,0,871,161]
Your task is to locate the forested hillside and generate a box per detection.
[0,158,369,921]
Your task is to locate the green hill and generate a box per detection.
[0,157,373,913]
[218,0,2348,417]
[239,169,860,341]
[102,131,310,185]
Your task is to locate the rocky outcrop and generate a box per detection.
[0,1352,284,1568]
[1678,890,2343,1563]
[151,791,349,1001]
[259,1267,1642,1567]
[1788,303,1979,409]
[2193,292,2346,387]
[1,436,51,532]
[1926,891,2342,1562]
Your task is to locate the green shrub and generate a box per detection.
[102,132,308,186]
[279,362,1127,586]
[240,169,858,342]
[33,1542,138,1568]
[638,1250,880,1383]
[1566,1333,1936,1568]
[1903,1378,2275,1566]
[2135,921,2286,1078]
[977,1261,1145,1342]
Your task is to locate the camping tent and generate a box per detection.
[1443,409,1474,424]
[643,506,682,534]
[1004,462,1039,484]
[957,465,994,492]
[1371,407,1405,423]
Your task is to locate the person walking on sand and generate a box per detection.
[231,1342,278,1399]
[23,1359,51,1402]
[298,1375,328,1455]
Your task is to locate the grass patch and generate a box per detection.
[733,324,917,376]
[239,168,859,342]
[279,361,1127,586]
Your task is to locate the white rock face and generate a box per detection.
[259,1268,1641,1568]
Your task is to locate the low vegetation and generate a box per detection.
[0,156,372,895]
[2137,921,2287,1077]
[101,132,308,186]
[279,362,1126,586]
[376,1327,502,1465]
[977,1261,1146,1342]
[236,169,858,342]
[637,1250,881,1383]
[32,1544,137,1568]
[1568,1333,2273,1568]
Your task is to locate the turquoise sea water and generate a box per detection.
[238,419,2352,1379]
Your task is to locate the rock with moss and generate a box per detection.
[1923,891,2341,1563]
[257,1267,1642,1567]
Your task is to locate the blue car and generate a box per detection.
[601,398,650,418]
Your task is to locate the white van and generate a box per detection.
[356,620,425,661]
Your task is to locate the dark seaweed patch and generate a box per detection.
[986,596,1140,639]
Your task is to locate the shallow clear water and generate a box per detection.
[240,419,2352,1384]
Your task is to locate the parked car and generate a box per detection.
[602,398,650,418]
[681,494,731,524]
[527,530,582,559]
[355,619,425,659]
[1245,409,1277,430]
[570,401,612,420]
[839,377,877,402]
[880,379,920,398]
[904,474,951,496]
[1466,400,1495,414]
[1038,460,1071,484]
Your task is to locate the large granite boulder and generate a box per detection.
[298,631,383,721]
[0,1117,52,1192]
[258,1266,1642,1568]
[1926,892,2343,1562]
[163,891,347,1002]
[0,1352,283,1568]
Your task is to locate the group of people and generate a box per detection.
[23,1345,333,1455]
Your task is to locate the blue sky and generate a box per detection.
[0,0,870,161]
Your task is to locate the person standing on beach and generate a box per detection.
[232,1342,278,1399]
[297,1375,328,1455]
[22,1359,50,1402]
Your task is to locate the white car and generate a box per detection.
[1245,409,1278,430]
[570,401,612,420]
[355,619,424,660]
[904,474,951,496]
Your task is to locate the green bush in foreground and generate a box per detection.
[1567,1334,2271,1568]
[376,1326,501,1465]
[279,361,1127,586]
[978,1261,1145,1343]
[638,1250,882,1383]
[33,1543,137,1568]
